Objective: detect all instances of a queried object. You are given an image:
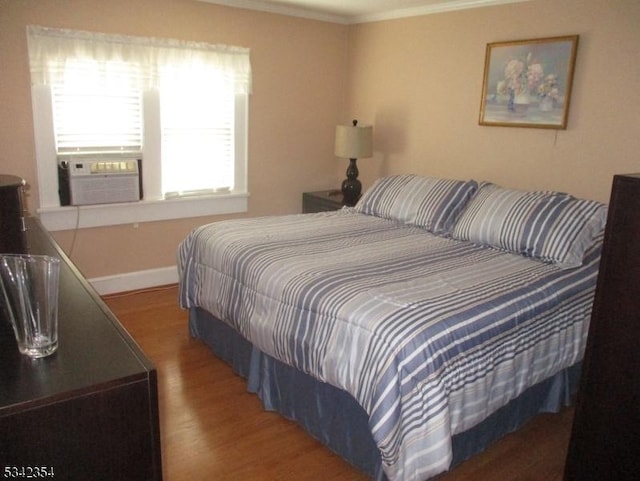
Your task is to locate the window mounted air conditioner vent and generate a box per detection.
[60,159,142,206]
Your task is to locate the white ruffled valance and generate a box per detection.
[27,25,252,94]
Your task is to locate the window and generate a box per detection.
[27,26,251,231]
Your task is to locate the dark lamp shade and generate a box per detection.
[334,124,373,159]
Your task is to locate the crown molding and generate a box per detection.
[197,0,349,24]
[353,0,530,24]
[197,0,530,24]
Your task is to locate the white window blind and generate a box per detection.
[160,64,235,196]
[52,59,143,156]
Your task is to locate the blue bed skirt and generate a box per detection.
[189,307,580,480]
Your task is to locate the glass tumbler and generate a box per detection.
[0,254,60,358]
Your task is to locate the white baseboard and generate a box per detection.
[89,265,179,295]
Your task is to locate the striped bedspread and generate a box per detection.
[178,209,601,481]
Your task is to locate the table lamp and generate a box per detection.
[334,120,373,206]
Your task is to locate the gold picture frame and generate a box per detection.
[479,35,579,129]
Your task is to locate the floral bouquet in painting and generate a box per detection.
[496,52,545,112]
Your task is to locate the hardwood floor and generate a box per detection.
[103,285,574,481]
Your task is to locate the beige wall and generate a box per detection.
[347,0,640,203]
[0,0,348,278]
[1,0,638,282]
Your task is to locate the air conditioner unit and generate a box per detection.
[65,159,142,206]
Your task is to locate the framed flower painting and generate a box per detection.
[479,35,579,129]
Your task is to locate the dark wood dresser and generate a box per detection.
[0,217,162,480]
[564,174,640,480]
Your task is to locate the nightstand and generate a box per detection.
[302,190,347,213]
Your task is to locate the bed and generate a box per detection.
[177,174,607,481]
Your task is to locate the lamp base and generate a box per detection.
[341,179,361,206]
[341,158,361,206]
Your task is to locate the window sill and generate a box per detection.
[38,192,249,231]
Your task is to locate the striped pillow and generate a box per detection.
[451,182,608,268]
[354,174,478,235]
